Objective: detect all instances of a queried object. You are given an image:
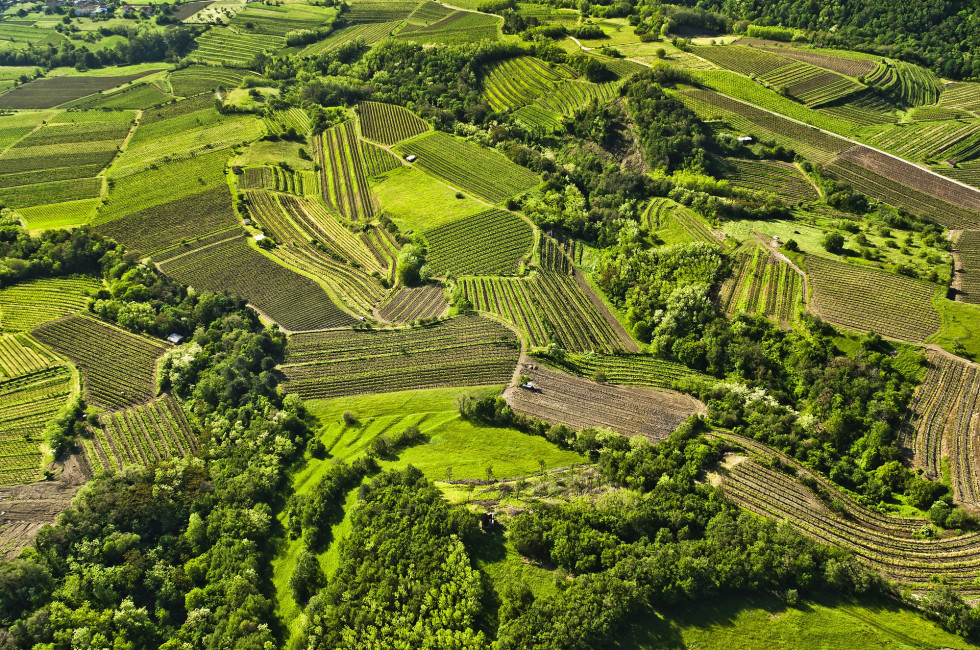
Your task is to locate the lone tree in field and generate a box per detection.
[823,231,845,254]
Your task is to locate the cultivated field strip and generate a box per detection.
[0,71,158,109]
[513,80,619,131]
[299,21,400,56]
[725,158,818,202]
[739,39,877,77]
[956,230,980,304]
[238,166,310,195]
[504,362,703,441]
[720,455,980,594]
[192,27,282,66]
[902,351,980,506]
[246,190,385,315]
[555,352,711,391]
[0,333,60,377]
[833,145,980,226]
[396,131,539,203]
[483,56,571,112]
[168,66,255,98]
[33,314,168,410]
[0,276,100,333]
[281,315,520,399]
[0,364,73,485]
[804,255,942,342]
[863,120,980,164]
[87,396,199,473]
[315,121,376,221]
[158,235,356,331]
[940,82,980,114]
[394,11,500,44]
[358,101,429,145]
[716,249,801,325]
[361,141,402,176]
[377,285,447,323]
[424,209,534,276]
[538,235,573,274]
[460,276,549,347]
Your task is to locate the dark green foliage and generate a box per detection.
[291,549,326,604]
[823,231,846,253]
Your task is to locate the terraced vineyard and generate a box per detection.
[719,448,980,595]
[377,285,448,323]
[85,396,199,473]
[553,352,712,391]
[956,230,980,304]
[716,249,802,326]
[513,80,618,131]
[424,209,533,276]
[0,365,74,485]
[804,255,942,342]
[758,62,863,107]
[314,121,376,221]
[862,120,980,163]
[504,363,703,441]
[395,11,500,44]
[725,159,818,202]
[358,101,429,145]
[280,315,520,399]
[192,28,282,66]
[0,276,101,333]
[901,351,980,506]
[396,131,540,203]
[158,235,356,331]
[246,190,385,314]
[168,66,256,98]
[33,314,167,410]
[482,56,572,112]
[864,61,943,107]
[827,146,980,228]
[299,22,400,55]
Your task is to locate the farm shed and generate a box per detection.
[405,154,417,163]
[737,136,754,143]
[167,333,185,344]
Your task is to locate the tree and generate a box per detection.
[291,548,326,604]
[823,231,845,253]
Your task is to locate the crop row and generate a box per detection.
[818,89,897,126]
[0,72,155,109]
[281,315,520,399]
[361,141,402,176]
[394,11,500,44]
[347,2,419,23]
[483,56,569,112]
[740,40,877,78]
[0,365,73,485]
[33,314,167,410]
[528,272,627,353]
[0,333,59,378]
[358,101,429,145]
[168,66,254,97]
[238,166,308,195]
[690,45,791,76]
[247,190,384,314]
[725,158,818,202]
[538,235,573,274]
[758,62,862,107]
[89,396,199,473]
[160,233,356,331]
[378,285,448,323]
[460,275,549,347]
[396,131,539,203]
[315,120,376,221]
[278,193,384,270]
[864,120,980,163]
[866,61,943,107]
[0,275,101,333]
[192,28,283,66]
[264,108,312,137]
[804,255,942,342]
[826,154,980,229]
[425,208,533,277]
[299,21,400,56]
[940,82,980,113]
[717,250,800,326]
[956,230,980,305]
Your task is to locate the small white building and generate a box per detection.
[167,333,185,344]
[405,154,417,163]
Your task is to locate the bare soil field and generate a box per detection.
[503,361,704,441]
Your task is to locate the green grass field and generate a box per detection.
[370,165,486,232]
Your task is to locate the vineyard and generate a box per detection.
[758,62,863,107]
[460,272,635,352]
[313,121,376,221]
[280,315,520,399]
[718,443,980,595]
[827,146,980,228]
[864,61,943,107]
[0,365,74,485]
[538,235,573,274]
[716,249,802,326]
[955,230,980,304]
[424,208,534,276]
[740,40,878,78]
[513,80,619,132]
[227,3,335,37]
[168,66,256,98]
[690,45,791,76]
[861,120,980,164]
[645,200,721,245]
[504,362,703,441]
[346,1,419,23]
[68,83,174,111]
[396,131,540,203]
[33,314,168,410]
[264,108,312,138]
[0,333,61,378]
[0,276,101,333]
[482,56,572,112]
[395,11,501,44]
[804,255,942,342]
[245,190,386,315]
[84,396,199,474]
[0,71,158,109]
[299,21,400,56]
[551,352,712,392]
[901,351,980,506]
[358,101,429,145]
[725,159,819,202]
[361,142,402,176]
[158,235,356,331]
[940,82,980,114]
[377,285,448,323]
[192,28,282,66]
[237,166,312,195]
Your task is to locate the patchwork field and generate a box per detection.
[0,70,159,109]
[314,121,376,221]
[424,209,533,277]
[358,101,429,145]
[0,276,101,333]
[716,249,802,326]
[377,285,448,323]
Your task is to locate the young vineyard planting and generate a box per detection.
[314,121,377,221]
[358,101,429,145]
[396,131,540,203]
[424,209,534,276]
[719,450,980,595]
[460,275,549,347]
[482,56,572,112]
[85,396,199,474]
[804,255,942,342]
[554,352,712,391]
[716,249,802,326]
[361,141,402,176]
[0,276,101,333]
[0,365,73,485]
[504,363,703,441]
[377,285,448,323]
[725,159,818,202]
[33,314,168,410]
[245,190,385,314]
[280,315,520,399]
[901,351,980,506]
[0,333,61,378]
[158,236,356,331]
